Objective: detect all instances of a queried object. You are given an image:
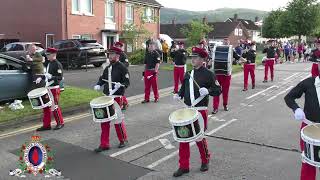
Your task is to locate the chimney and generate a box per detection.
[234,14,238,21]
[202,16,208,24]
[255,16,259,22]
[172,17,176,25]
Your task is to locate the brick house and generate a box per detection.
[0,0,161,52]
[160,19,250,47]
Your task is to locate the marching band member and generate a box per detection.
[36,48,64,131]
[284,59,320,180]
[94,46,130,152]
[172,42,187,94]
[114,41,130,110]
[310,39,320,77]
[242,42,256,91]
[142,41,161,103]
[262,40,276,83]
[173,47,221,177]
[212,38,240,114]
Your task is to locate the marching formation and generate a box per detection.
[25,37,320,179]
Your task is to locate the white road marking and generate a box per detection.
[110,131,173,157]
[159,139,175,149]
[283,73,300,81]
[266,86,294,102]
[147,119,238,169]
[246,85,278,100]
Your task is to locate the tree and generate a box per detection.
[181,20,213,46]
[285,0,319,40]
[262,9,285,38]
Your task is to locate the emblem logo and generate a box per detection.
[177,126,190,138]
[31,99,39,106]
[95,109,105,119]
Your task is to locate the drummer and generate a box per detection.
[37,47,64,131]
[284,58,320,180]
[173,47,221,177]
[94,46,130,152]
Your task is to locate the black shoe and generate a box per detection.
[141,100,150,104]
[122,104,128,110]
[154,99,159,103]
[36,126,51,131]
[212,109,218,114]
[118,140,128,148]
[252,85,255,89]
[224,105,229,111]
[200,163,209,172]
[242,88,248,91]
[173,168,189,177]
[94,146,110,153]
[271,79,274,82]
[263,80,268,83]
[53,124,64,130]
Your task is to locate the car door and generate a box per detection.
[0,56,31,101]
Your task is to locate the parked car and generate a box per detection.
[53,39,107,68]
[0,54,32,102]
[0,42,45,60]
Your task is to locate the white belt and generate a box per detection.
[47,85,59,90]
[245,63,255,65]
[174,65,185,67]
[190,106,207,111]
[110,95,122,98]
[266,58,275,60]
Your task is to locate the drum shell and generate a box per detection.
[300,124,320,167]
[90,96,116,123]
[27,88,52,109]
[211,45,232,76]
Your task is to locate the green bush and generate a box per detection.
[129,49,145,65]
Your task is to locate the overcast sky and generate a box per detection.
[156,0,292,11]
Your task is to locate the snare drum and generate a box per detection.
[169,108,204,143]
[90,96,116,123]
[301,124,320,167]
[27,88,52,109]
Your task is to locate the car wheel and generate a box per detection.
[93,63,103,67]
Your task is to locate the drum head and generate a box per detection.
[169,108,198,125]
[303,124,320,140]
[90,96,114,107]
[28,88,48,97]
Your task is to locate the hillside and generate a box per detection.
[160,8,268,24]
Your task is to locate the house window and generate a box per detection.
[46,34,55,48]
[234,28,239,36]
[82,0,93,15]
[72,0,80,14]
[144,7,154,23]
[81,34,92,40]
[72,35,81,39]
[106,0,115,23]
[239,29,243,36]
[126,4,134,24]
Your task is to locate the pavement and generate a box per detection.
[0,61,317,180]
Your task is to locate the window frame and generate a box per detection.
[72,35,81,39]
[125,3,134,24]
[105,0,115,23]
[72,0,81,14]
[239,29,243,36]
[234,28,239,36]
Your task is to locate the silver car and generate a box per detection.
[0,42,44,60]
[0,54,31,102]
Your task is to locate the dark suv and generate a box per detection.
[53,39,107,68]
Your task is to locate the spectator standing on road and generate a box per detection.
[162,40,169,63]
[26,44,46,89]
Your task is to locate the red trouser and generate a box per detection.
[100,97,128,148]
[179,110,210,170]
[264,59,275,81]
[42,87,64,128]
[173,66,185,93]
[311,63,319,77]
[300,122,316,180]
[144,70,159,101]
[213,75,231,109]
[243,64,255,89]
[122,96,128,106]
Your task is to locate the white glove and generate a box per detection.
[45,73,52,80]
[94,85,101,91]
[35,77,42,84]
[199,87,209,96]
[173,94,182,101]
[294,108,305,121]
[114,82,122,90]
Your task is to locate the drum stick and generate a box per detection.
[186,72,200,89]
[102,79,125,87]
[304,119,320,128]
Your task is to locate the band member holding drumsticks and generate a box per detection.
[172,41,188,94]
[142,41,161,103]
[242,42,256,91]
[172,47,221,177]
[114,41,130,110]
[262,40,276,83]
[36,48,64,131]
[310,39,320,77]
[94,46,130,152]
[284,58,320,180]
